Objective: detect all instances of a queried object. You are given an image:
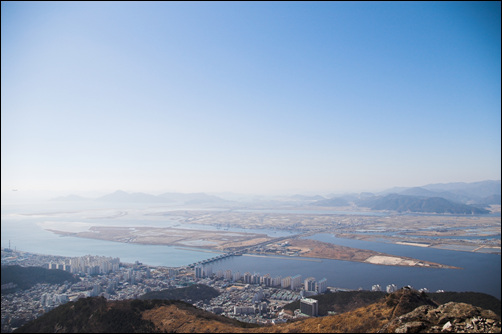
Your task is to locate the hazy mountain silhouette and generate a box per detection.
[384,180,501,203]
[357,194,490,214]
[96,190,167,203]
[50,180,500,210]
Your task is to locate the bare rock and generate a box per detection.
[379,302,501,333]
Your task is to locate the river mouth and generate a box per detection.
[2,203,501,299]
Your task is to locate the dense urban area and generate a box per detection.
[1,249,433,333]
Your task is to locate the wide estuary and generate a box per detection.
[1,202,500,299]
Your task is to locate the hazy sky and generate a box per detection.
[1,1,501,197]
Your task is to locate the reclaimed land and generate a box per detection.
[264,238,460,269]
[46,226,459,269]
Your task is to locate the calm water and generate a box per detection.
[1,202,500,299]
[209,234,501,299]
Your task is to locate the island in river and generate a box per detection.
[46,225,460,269]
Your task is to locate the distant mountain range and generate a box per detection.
[313,180,500,214]
[51,180,500,214]
[311,197,350,207]
[380,180,501,204]
[52,190,235,207]
[356,194,490,214]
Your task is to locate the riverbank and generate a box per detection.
[45,225,460,269]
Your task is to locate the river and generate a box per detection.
[1,201,500,299]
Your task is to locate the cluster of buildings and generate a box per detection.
[198,279,298,324]
[191,265,330,323]
[1,282,70,332]
[194,265,328,294]
[1,252,179,333]
[371,284,434,294]
[371,283,398,293]
[300,298,319,317]
[2,249,442,332]
[47,255,120,275]
[2,250,332,331]
[192,270,331,324]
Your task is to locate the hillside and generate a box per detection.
[1,265,80,293]
[283,290,501,317]
[13,297,258,333]
[268,289,500,333]
[357,194,490,214]
[428,291,501,317]
[14,289,501,333]
[311,197,350,207]
[283,290,387,315]
[476,194,502,206]
[139,284,220,303]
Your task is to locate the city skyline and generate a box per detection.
[2,2,501,198]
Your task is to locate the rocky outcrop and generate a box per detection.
[379,302,501,333]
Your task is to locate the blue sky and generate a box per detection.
[1,1,500,197]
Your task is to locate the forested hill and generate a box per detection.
[1,265,80,293]
[139,284,220,303]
